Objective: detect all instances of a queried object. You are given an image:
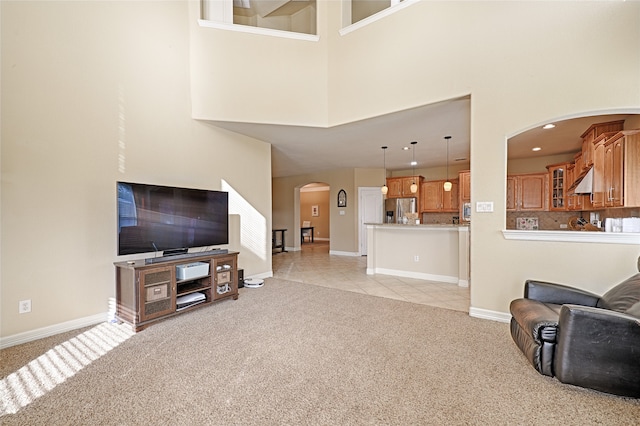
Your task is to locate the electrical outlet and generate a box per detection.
[19,299,31,314]
[414,255,419,262]
[560,224,568,229]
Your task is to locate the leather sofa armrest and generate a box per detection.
[555,304,640,397]
[524,280,600,306]
[510,298,559,343]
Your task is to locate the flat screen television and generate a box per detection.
[117,182,229,256]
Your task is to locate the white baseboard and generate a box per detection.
[329,250,360,257]
[469,307,511,323]
[371,267,459,284]
[0,313,108,350]
[249,271,273,281]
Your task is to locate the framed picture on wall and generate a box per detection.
[312,205,319,217]
[337,189,347,207]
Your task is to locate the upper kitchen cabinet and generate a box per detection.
[602,130,640,208]
[507,173,548,211]
[589,132,618,209]
[459,170,471,203]
[580,120,625,171]
[420,179,459,213]
[547,163,568,211]
[386,176,423,198]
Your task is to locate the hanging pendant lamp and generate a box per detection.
[443,136,452,191]
[381,146,388,195]
[410,141,418,193]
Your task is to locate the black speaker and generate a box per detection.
[238,268,244,288]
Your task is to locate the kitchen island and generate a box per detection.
[366,223,470,287]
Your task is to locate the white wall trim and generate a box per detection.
[249,271,273,281]
[329,250,360,257]
[198,19,319,42]
[469,307,511,323]
[369,267,459,284]
[339,0,419,36]
[0,313,108,350]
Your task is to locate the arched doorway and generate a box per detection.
[298,182,330,249]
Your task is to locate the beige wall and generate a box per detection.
[1,1,272,339]
[188,2,329,126]
[273,168,366,253]
[300,189,330,239]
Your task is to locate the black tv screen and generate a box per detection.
[117,182,229,256]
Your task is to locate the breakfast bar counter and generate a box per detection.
[366,223,470,287]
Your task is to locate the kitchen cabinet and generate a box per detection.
[602,130,640,208]
[546,163,568,211]
[590,132,616,209]
[459,170,471,202]
[507,173,548,211]
[580,120,625,170]
[386,176,423,198]
[420,179,458,212]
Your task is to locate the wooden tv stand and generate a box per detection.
[114,251,239,332]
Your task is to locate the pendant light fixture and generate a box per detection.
[381,146,388,195]
[410,141,418,193]
[443,136,452,192]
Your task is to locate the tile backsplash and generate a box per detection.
[506,208,640,230]
[423,208,639,230]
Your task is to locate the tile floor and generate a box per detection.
[271,241,470,313]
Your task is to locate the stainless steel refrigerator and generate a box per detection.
[384,198,417,223]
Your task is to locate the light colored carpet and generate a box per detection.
[2,278,639,425]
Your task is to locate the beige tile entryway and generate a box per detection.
[272,241,470,312]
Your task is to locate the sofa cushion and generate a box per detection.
[596,273,640,313]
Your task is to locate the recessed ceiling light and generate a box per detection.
[410,161,417,166]
[542,124,555,130]
[402,146,410,150]
[532,147,542,152]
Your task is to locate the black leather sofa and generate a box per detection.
[509,259,640,397]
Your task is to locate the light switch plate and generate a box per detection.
[476,202,494,212]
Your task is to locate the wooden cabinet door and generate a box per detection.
[507,174,546,211]
[402,177,418,196]
[213,255,237,301]
[604,143,614,207]
[519,174,547,210]
[386,178,403,198]
[611,139,624,207]
[139,266,175,322]
[582,130,595,169]
[420,181,442,212]
[624,132,640,207]
[459,171,471,202]
[591,139,606,208]
[442,180,459,212]
[506,177,516,211]
[547,164,567,211]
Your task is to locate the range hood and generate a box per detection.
[568,167,594,194]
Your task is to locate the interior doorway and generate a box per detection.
[299,182,330,248]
